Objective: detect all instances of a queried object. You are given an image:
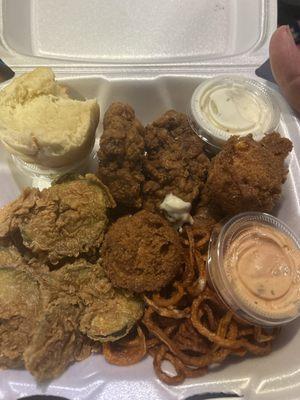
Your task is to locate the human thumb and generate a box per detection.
[270,25,300,113]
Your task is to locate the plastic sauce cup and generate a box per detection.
[207,212,300,327]
[188,76,281,153]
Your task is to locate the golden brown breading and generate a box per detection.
[260,131,293,160]
[24,299,82,381]
[203,133,292,215]
[0,268,42,368]
[0,188,38,243]
[52,260,144,342]
[0,174,115,265]
[0,245,24,268]
[0,258,143,381]
[102,210,184,293]
[98,102,145,210]
[142,110,210,212]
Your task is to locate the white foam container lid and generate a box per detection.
[0,0,276,75]
[2,2,300,400]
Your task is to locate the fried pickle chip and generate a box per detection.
[0,256,142,380]
[0,267,41,368]
[0,188,38,242]
[0,245,24,268]
[0,174,115,264]
[53,260,144,342]
[24,300,82,381]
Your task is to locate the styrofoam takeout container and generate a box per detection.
[1,1,300,399]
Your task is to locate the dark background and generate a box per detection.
[278,0,300,26]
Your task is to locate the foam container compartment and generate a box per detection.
[1,1,300,400]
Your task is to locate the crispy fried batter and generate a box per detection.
[203,133,292,215]
[261,131,293,160]
[98,102,145,210]
[0,268,42,368]
[53,260,144,342]
[0,174,115,264]
[0,258,143,381]
[24,300,82,381]
[0,245,24,268]
[142,110,210,212]
[102,210,183,292]
[0,188,38,242]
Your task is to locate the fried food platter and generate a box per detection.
[0,74,300,400]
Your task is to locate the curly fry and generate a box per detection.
[191,294,272,355]
[103,326,146,366]
[143,295,190,319]
[153,345,186,385]
[152,283,185,307]
[112,221,278,385]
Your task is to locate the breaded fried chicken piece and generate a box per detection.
[98,102,145,210]
[203,132,292,215]
[260,131,293,160]
[142,110,210,212]
[102,210,183,293]
[0,174,115,265]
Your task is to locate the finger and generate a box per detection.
[270,25,300,113]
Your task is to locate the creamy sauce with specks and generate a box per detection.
[199,82,271,135]
[224,224,300,319]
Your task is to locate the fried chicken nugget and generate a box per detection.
[98,102,145,210]
[203,132,292,215]
[142,110,210,212]
[0,174,115,264]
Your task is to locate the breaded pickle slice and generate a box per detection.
[8,174,115,264]
[0,245,24,268]
[53,259,144,342]
[0,267,41,368]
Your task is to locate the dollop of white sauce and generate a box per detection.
[199,82,272,135]
[160,193,193,228]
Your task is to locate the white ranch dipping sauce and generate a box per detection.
[189,76,280,150]
[160,193,193,229]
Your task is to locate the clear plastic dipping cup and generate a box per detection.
[207,212,300,327]
[10,149,96,190]
[188,76,281,154]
